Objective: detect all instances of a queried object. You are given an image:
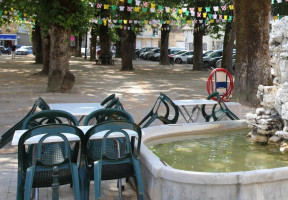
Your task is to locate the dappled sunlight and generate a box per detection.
[0,56,219,142]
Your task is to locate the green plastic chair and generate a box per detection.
[201,91,239,121]
[100,94,125,110]
[0,96,50,149]
[83,121,143,200]
[22,110,79,129]
[82,108,135,199]
[138,93,179,128]
[84,108,134,125]
[22,110,80,172]
[16,124,85,200]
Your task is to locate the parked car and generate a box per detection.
[173,51,194,64]
[150,52,160,61]
[141,48,159,60]
[215,54,236,71]
[168,47,186,53]
[204,49,236,68]
[203,50,223,68]
[139,47,157,58]
[0,46,11,55]
[209,56,224,68]
[147,48,160,60]
[15,46,33,55]
[187,50,214,64]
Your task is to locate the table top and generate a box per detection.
[12,126,138,145]
[49,103,104,116]
[173,99,218,106]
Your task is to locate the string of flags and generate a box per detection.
[0,0,288,32]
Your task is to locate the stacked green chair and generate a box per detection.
[100,94,125,110]
[17,124,85,200]
[82,108,135,199]
[83,121,143,200]
[22,110,80,173]
[84,108,134,125]
[201,91,239,122]
[22,110,79,129]
[0,96,50,149]
[138,92,179,128]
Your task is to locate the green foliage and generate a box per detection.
[271,1,288,16]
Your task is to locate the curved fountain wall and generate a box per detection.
[140,121,288,200]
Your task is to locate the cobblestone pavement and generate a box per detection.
[0,54,255,199]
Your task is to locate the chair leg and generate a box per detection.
[17,172,25,200]
[118,179,125,200]
[24,167,35,200]
[51,166,60,200]
[142,115,158,128]
[71,164,81,200]
[79,166,90,200]
[94,160,102,200]
[132,159,144,200]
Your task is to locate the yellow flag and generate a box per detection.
[134,7,140,12]
[198,7,202,12]
[104,4,109,9]
[151,4,156,9]
[224,15,228,20]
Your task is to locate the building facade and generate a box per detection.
[183,25,224,51]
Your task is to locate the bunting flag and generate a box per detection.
[0,0,287,33]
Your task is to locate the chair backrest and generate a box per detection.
[0,97,50,149]
[100,94,125,110]
[214,71,228,97]
[18,124,84,175]
[138,93,179,128]
[201,92,239,121]
[218,101,240,120]
[36,96,50,110]
[201,92,221,122]
[22,110,79,129]
[84,121,142,166]
[100,94,116,107]
[83,108,134,126]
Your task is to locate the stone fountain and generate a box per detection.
[246,16,288,153]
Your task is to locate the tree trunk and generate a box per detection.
[99,25,111,64]
[32,22,43,64]
[159,24,170,65]
[193,29,205,70]
[234,0,272,106]
[132,33,137,60]
[221,22,235,73]
[121,29,134,71]
[47,24,75,92]
[115,29,122,58]
[75,35,82,57]
[37,30,50,75]
[90,26,97,60]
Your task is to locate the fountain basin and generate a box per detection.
[140,120,288,200]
